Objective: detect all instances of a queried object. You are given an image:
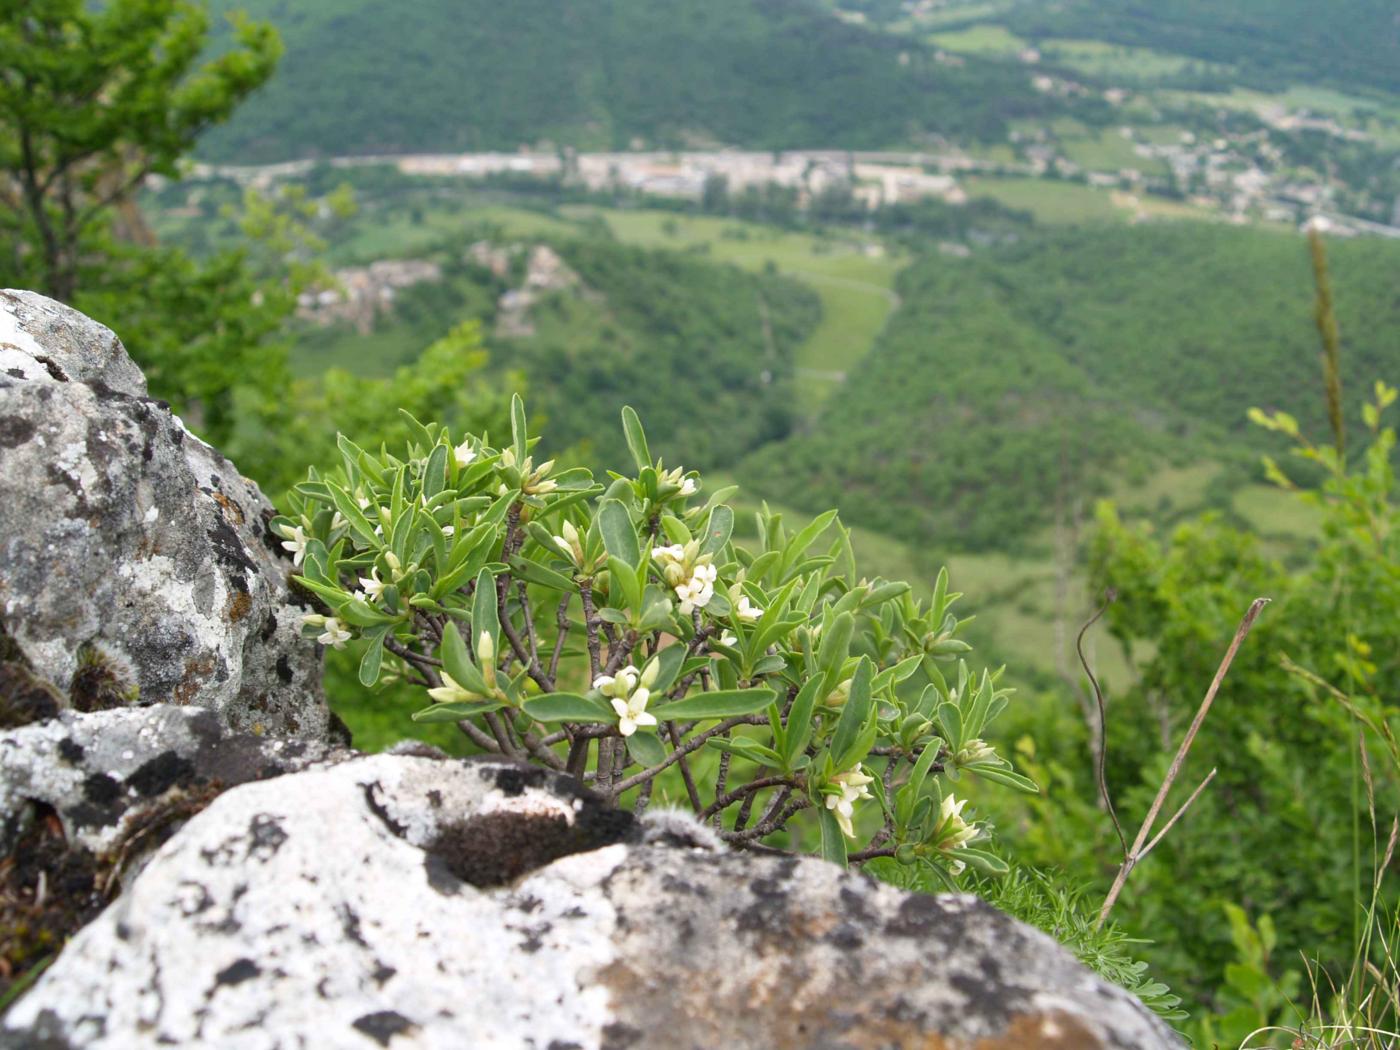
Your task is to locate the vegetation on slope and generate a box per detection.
[198,0,1058,161]
[740,224,1400,551]
[1006,0,1400,95]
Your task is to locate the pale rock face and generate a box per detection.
[0,290,331,739]
[0,705,348,856]
[2,755,1182,1049]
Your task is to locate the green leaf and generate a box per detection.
[948,847,1010,876]
[439,621,490,695]
[938,701,964,751]
[830,657,873,764]
[509,556,576,593]
[646,644,687,693]
[598,499,640,568]
[625,730,667,769]
[782,678,823,769]
[510,393,528,462]
[326,482,379,546]
[621,405,651,472]
[706,736,784,767]
[290,573,349,607]
[412,699,506,723]
[817,611,854,684]
[782,508,837,572]
[423,442,448,498]
[963,762,1038,793]
[522,692,615,723]
[358,631,386,686]
[607,555,642,613]
[471,568,499,655]
[817,806,849,869]
[701,504,733,557]
[651,688,775,720]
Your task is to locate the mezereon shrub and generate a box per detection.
[276,397,1036,874]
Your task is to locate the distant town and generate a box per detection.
[194,130,1400,240]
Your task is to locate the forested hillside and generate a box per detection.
[740,225,1400,550]
[1005,0,1400,94]
[198,0,1053,161]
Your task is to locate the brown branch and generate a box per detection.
[1097,597,1268,928]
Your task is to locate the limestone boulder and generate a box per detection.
[2,754,1182,1049]
[0,290,330,739]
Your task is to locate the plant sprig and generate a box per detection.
[277,397,1037,873]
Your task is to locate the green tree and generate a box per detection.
[0,0,280,301]
[0,0,303,449]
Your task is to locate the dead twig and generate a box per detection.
[1096,596,1269,928]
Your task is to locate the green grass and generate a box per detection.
[965,177,1127,223]
[929,24,1026,55]
[564,207,904,415]
[1041,37,1230,80]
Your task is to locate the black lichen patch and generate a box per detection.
[427,798,635,890]
[492,764,547,797]
[214,958,261,987]
[0,805,106,1005]
[351,1010,416,1046]
[56,739,85,764]
[81,774,121,807]
[125,752,196,798]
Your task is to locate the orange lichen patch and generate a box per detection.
[211,490,245,525]
[226,590,253,623]
[173,655,217,705]
[854,1010,1106,1049]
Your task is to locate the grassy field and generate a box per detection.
[564,207,906,414]
[965,177,1128,223]
[1041,38,1230,80]
[929,24,1026,56]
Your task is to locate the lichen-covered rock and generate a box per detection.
[0,704,349,856]
[0,290,330,738]
[2,755,1181,1049]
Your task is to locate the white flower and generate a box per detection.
[825,764,875,838]
[593,665,655,736]
[652,544,686,566]
[453,440,476,468]
[442,525,455,537]
[357,568,386,603]
[935,794,977,852]
[594,666,639,699]
[735,595,763,621]
[718,632,737,647]
[316,617,352,650]
[356,491,372,510]
[678,477,698,497]
[330,511,347,532]
[278,524,309,566]
[610,689,656,737]
[676,562,717,615]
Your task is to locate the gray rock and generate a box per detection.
[0,290,330,738]
[0,704,348,856]
[2,755,1181,1049]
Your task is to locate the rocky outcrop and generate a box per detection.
[0,290,331,739]
[2,754,1181,1049]
[0,705,347,856]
